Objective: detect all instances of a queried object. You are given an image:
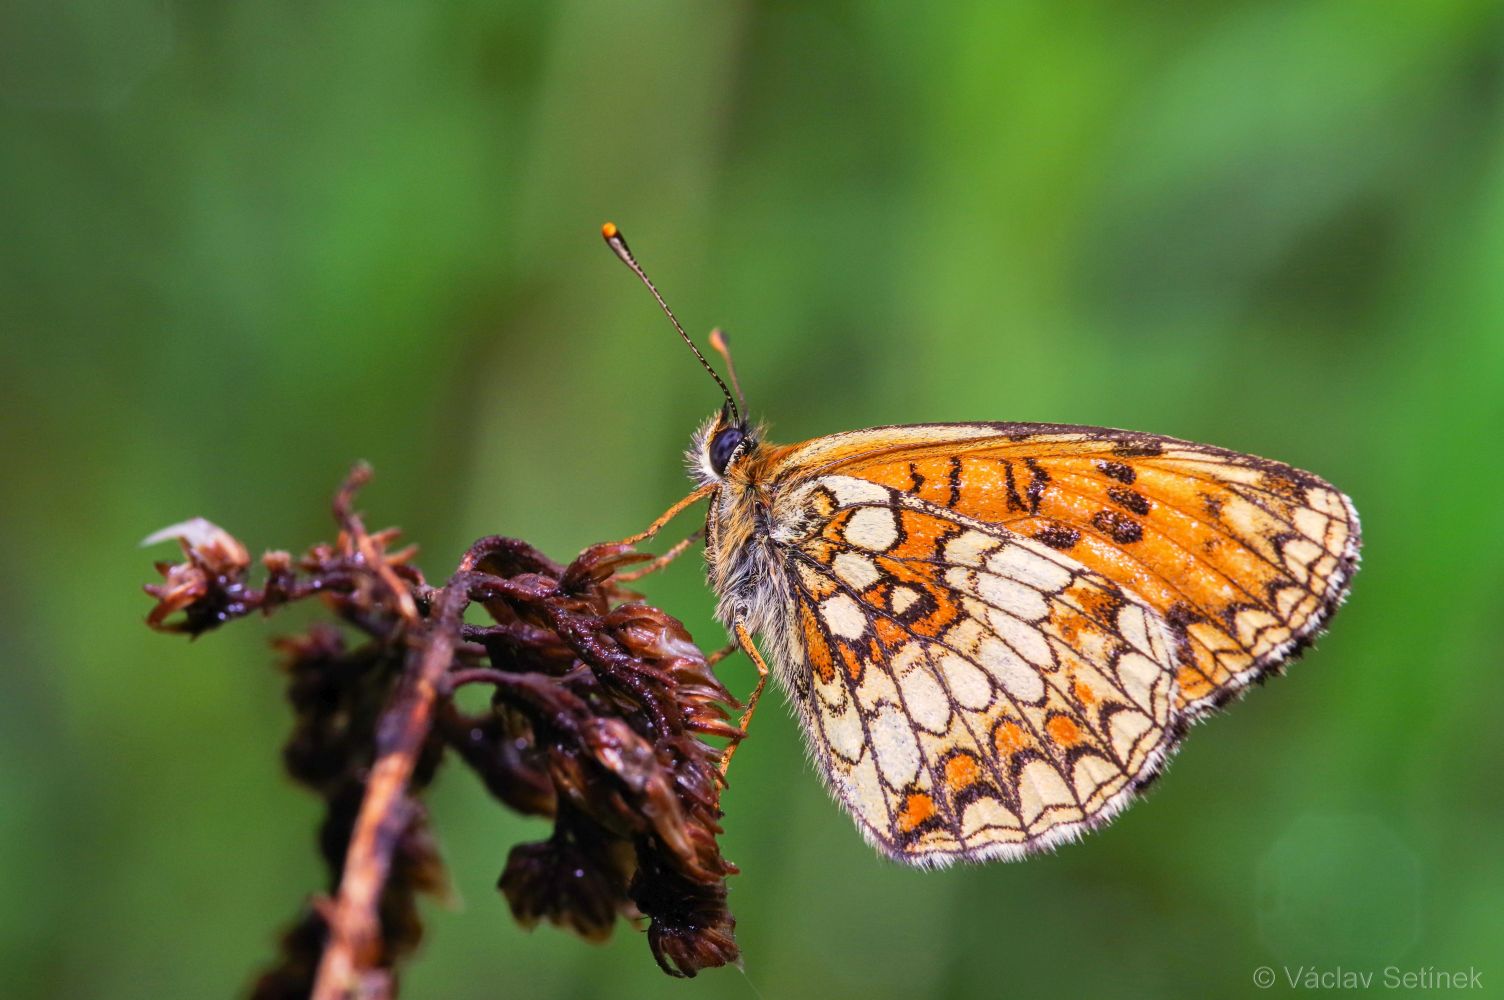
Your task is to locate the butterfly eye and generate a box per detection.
[709,427,745,474]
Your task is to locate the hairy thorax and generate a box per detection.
[704,444,809,658]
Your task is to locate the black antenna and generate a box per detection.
[601,222,739,423]
[708,328,748,416]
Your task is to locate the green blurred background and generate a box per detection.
[5,2,1503,998]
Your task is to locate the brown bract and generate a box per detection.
[141,466,742,997]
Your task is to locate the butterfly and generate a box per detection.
[601,222,1361,867]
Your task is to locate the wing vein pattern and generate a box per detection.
[742,423,1359,865]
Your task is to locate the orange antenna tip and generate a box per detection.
[707,327,748,415]
[599,225,740,422]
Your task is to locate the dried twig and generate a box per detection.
[310,585,462,1000]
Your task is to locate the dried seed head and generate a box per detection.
[144,469,744,982]
[498,829,634,942]
[451,540,742,975]
[142,518,253,633]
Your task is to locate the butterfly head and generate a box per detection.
[688,405,757,487]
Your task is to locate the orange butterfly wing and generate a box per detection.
[776,422,1360,718]
[782,477,1184,863]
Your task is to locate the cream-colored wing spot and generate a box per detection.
[779,477,1184,866]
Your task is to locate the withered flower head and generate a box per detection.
[455,540,742,977]
[498,824,634,942]
[143,469,744,993]
[142,517,252,633]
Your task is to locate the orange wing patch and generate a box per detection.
[784,477,1182,865]
[840,427,1359,717]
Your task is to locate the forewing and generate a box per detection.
[777,423,1360,716]
[784,475,1183,865]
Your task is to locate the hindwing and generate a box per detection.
[782,475,1183,864]
[750,423,1360,864]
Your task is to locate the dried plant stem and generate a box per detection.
[311,586,464,1000]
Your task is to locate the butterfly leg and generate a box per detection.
[615,484,714,547]
[706,640,738,666]
[613,530,703,583]
[719,621,769,776]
